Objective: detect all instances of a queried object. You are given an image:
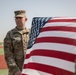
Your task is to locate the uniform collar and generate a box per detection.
[14,27,29,34]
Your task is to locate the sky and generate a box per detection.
[0,0,76,42]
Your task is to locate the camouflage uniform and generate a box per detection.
[4,27,29,75]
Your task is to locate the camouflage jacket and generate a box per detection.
[4,27,30,75]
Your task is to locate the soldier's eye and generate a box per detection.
[16,17,23,19]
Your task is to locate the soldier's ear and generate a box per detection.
[25,18,27,21]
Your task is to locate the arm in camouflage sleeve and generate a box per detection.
[4,31,20,74]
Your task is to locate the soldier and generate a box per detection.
[4,10,30,75]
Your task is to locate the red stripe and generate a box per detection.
[24,63,74,75]
[48,19,76,23]
[35,37,76,46]
[25,54,30,59]
[41,26,76,32]
[25,50,75,62]
[22,74,28,75]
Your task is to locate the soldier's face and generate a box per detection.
[15,17,26,28]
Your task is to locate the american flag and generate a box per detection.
[22,17,76,75]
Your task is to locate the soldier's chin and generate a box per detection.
[17,25,23,29]
[18,24,23,27]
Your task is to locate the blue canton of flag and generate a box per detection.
[28,17,51,49]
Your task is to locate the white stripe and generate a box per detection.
[52,17,76,19]
[22,69,40,75]
[37,31,76,39]
[44,22,76,27]
[32,43,76,54]
[26,48,33,54]
[24,55,33,64]
[22,69,53,75]
[24,56,75,72]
